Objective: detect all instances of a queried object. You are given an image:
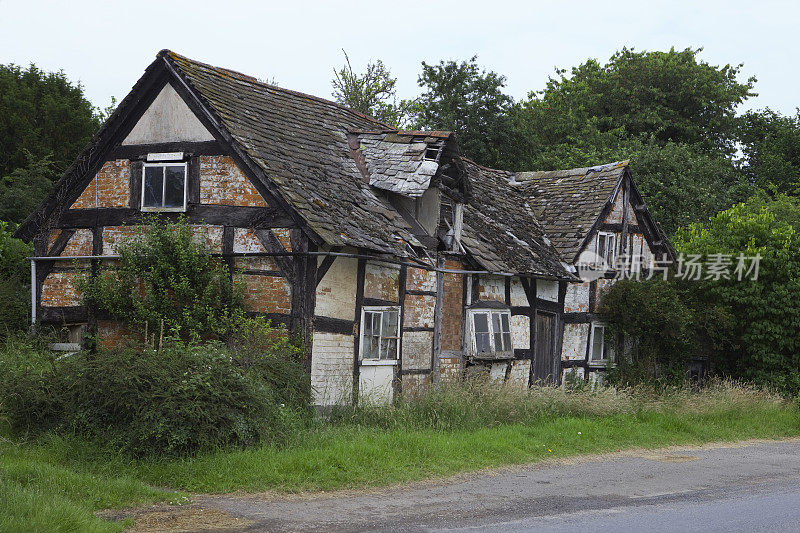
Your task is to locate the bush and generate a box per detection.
[0,324,310,456]
[0,221,31,338]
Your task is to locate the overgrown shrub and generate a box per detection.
[0,222,31,338]
[0,325,310,456]
[79,216,242,341]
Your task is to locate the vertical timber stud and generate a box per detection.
[621,175,630,257]
[432,256,445,382]
[88,226,104,343]
[397,265,407,396]
[523,278,538,387]
[222,226,235,292]
[352,258,366,405]
[289,230,317,372]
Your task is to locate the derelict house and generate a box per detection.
[15,51,670,405]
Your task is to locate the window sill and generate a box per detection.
[470,352,514,361]
[360,359,398,366]
[141,207,187,213]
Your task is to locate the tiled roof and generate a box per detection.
[514,161,627,263]
[460,160,574,279]
[167,52,424,257]
[356,132,445,198]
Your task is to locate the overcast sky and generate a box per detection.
[1,0,798,117]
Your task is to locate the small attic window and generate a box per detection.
[424,147,440,161]
[142,162,187,211]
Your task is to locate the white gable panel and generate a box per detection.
[122,83,214,145]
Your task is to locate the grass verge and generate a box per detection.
[1,380,798,531]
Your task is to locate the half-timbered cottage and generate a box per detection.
[15,50,670,405]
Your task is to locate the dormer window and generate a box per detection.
[424,147,440,161]
[142,162,187,211]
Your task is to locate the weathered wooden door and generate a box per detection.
[533,312,558,384]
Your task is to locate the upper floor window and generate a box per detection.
[142,162,187,211]
[470,309,512,355]
[360,306,400,361]
[597,231,616,268]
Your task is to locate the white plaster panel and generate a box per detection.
[562,323,589,360]
[478,274,505,302]
[511,315,530,350]
[402,331,433,370]
[537,279,559,302]
[122,83,215,145]
[510,278,529,306]
[564,282,590,313]
[359,364,395,404]
[311,332,354,406]
[490,362,508,383]
[315,257,358,320]
[507,360,531,389]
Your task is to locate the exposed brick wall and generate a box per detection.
[364,262,399,302]
[97,320,134,349]
[401,373,430,400]
[401,331,433,370]
[272,228,292,252]
[406,267,436,292]
[441,259,463,352]
[60,229,93,256]
[41,272,81,307]
[102,226,140,255]
[190,224,223,254]
[200,155,268,207]
[439,355,462,382]
[404,293,435,328]
[311,332,354,406]
[604,188,624,224]
[233,228,278,272]
[477,274,505,303]
[240,274,292,314]
[71,160,130,209]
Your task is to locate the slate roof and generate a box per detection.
[167,51,423,257]
[460,160,574,279]
[356,131,445,197]
[514,161,627,263]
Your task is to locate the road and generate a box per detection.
[129,439,800,532]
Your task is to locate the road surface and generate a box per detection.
[128,438,800,532]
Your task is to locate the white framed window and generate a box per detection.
[360,306,400,362]
[589,323,615,363]
[470,309,513,355]
[142,162,187,211]
[596,231,616,268]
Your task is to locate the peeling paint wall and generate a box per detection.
[511,314,530,350]
[311,333,354,406]
[200,156,268,207]
[562,323,590,360]
[71,160,130,209]
[402,331,433,370]
[315,256,357,320]
[477,274,505,303]
[537,279,559,302]
[508,359,531,388]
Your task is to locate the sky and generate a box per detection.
[1,0,798,116]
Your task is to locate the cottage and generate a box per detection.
[15,51,671,406]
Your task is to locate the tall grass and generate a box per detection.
[327,377,792,431]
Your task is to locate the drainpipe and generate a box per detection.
[30,258,36,325]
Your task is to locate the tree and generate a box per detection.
[0,63,102,179]
[510,47,756,234]
[413,56,516,168]
[0,152,55,225]
[331,51,415,127]
[0,221,32,337]
[739,108,800,196]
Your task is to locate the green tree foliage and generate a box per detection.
[412,56,515,168]
[510,48,756,234]
[600,196,800,394]
[79,217,242,340]
[739,109,800,195]
[0,63,102,179]
[0,153,54,225]
[0,222,32,337]
[331,50,416,128]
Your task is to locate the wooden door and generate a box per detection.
[533,312,558,384]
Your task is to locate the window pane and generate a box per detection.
[143,166,163,207]
[502,332,512,352]
[473,313,489,333]
[164,165,185,208]
[598,235,606,260]
[591,326,605,361]
[362,312,380,359]
[380,338,397,360]
[382,310,399,337]
[475,332,491,353]
[606,235,615,263]
[500,313,510,333]
[492,313,502,351]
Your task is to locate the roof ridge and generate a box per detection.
[160,49,396,130]
[517,159,629,177]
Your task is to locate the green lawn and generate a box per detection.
[2,402,799,532]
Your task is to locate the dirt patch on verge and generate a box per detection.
[99,503,254,532]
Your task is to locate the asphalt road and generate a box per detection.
[189,439,800,532]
